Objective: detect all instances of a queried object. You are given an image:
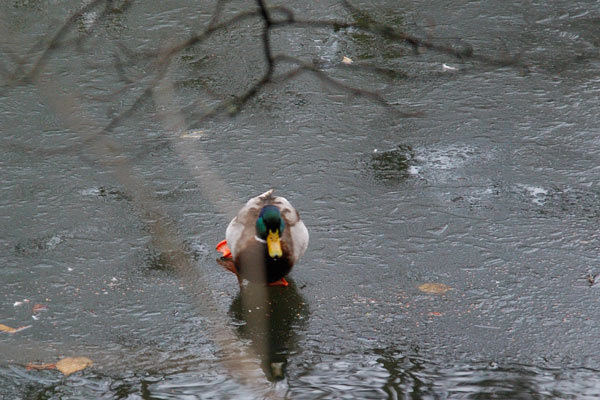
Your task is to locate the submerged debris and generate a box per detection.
[368,144,415,183]
[586,272,600,287]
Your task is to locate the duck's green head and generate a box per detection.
[256,205,285,259]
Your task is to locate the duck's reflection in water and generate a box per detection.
[229,279,309,381]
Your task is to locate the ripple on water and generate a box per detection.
[291,353,390,399]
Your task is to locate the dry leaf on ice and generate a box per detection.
[56,357,93,376]
[0,323,32,333]
[180,129,206,138]
[26,362,57,371]
[0,323,17,333]
[342,56,353,64]
[418,283,452,294]
[33,304,48,313]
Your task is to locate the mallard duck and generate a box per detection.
[216,189,309,286]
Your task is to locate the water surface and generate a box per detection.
[2,0,600,398]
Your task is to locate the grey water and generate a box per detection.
[2,0,600,398]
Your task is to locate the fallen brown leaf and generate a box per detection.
[33,304,48,313]
[418,283,452,294]
[55,357,93,376]
[180,129,206,138]
[0,323,17,333]
[26,362,57,371]
[0,324,30,333]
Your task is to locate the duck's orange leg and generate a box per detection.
[268,277,289,287]
[216,239,232,258]
[216,239,242,286]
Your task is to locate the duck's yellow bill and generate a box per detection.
[267,230,283,258]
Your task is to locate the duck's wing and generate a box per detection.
[272,195,309,263]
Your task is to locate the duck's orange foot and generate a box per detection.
[268,278,289,287]
[216,239,232,258]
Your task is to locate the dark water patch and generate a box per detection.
[365,144,415,184]
[363,143,487,186]
[342,5,410,61]
[449,183,502,212]
[544,186,600,220]
[448,182,600,222]
[14,234,64,256]
[79,186,132,203]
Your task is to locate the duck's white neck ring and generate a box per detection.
[254,235,266,243]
